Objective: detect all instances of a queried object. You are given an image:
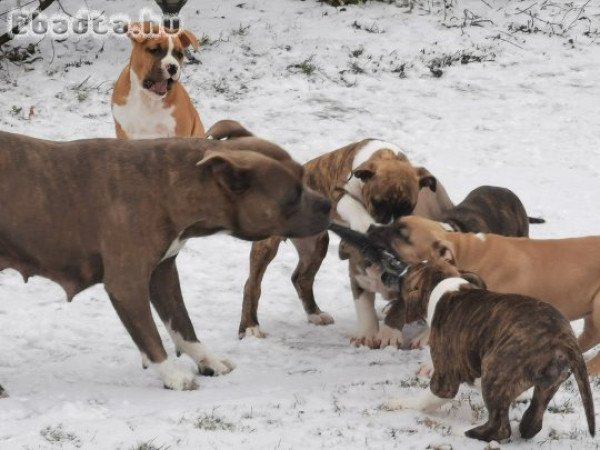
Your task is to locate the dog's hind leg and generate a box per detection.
[240,237,283,338]
[105,266,197,391]
[150,257,234,377]
[291,232,333,326]
[466,369,512,442]
[519,383,561,439]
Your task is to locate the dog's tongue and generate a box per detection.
[150,80,168,95]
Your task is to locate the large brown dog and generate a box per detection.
[232,133,438,341]
[368,215,600,374]
[384,261,594,442]
[0,128,330,392]
[112,22,204,139]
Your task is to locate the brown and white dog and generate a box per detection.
[339,184,540,348]
[384,261,595,442]
[231,132,438,342]
[368,215,600,374]
[0,127,330,393]
[112,22,204,139]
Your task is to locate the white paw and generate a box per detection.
[410,328,430,349]
[377,323,404,349]
[308,311,334,326]
[418,361,435,378]
[199,356,236,376]
[141,352,151,369]
[242,325,266,339]
[154,359,198,391]
[351,329,381,349]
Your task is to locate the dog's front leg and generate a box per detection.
[382,386,450,412]
[150,257,234,376]
[105,268,197,391]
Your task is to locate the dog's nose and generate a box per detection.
[167,64,178,76]
[314,197,331,215]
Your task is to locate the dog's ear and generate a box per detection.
[432,240,456,265]
[416,167,437,192]
[460,271,487,289]
[196,151,251,194]
[352,161,376,182]
[179,29,200,50]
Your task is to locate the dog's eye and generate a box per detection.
[148,47,161,55]
[173,50,184,59]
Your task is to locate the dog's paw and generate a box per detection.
[410,329,430,349]
[377,323,404,349]
[418,361,435,378]
[199,357,235,377]
[240,325,266,339]
[308,311,334,326]
[155,360,198,391]
[351,330,381,349]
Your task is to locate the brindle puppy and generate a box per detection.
[384,261,595,442]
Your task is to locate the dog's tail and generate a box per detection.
[565,346,596,436]
[528,216,545,224]
[205,120,253,140]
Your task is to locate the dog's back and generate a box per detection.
[442,185,530,237]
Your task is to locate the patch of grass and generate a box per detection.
[351,20,384,33]
[288,57,318,76]
[399,377,430,389]
[195,412,236,431]
[231,24,250,37]
[417,417,452,436]
[40,425,81,447]
[547,398,575,414]
[349,61,365,74]
[350,47,364,58]
[129,440,170,450]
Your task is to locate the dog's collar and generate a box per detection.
[427,277,469,324]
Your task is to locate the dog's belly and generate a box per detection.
[112,97,176,139]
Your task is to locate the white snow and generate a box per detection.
[1,0,600,448]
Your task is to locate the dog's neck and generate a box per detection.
[427,277,468,324]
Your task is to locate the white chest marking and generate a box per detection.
[427,277,468,324]
[335,140,402,233]
[112,70,176,139]
[161,234,188,262]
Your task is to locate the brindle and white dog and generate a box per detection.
[383,261,595,442]
[216,127,439,345]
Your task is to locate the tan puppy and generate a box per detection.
[112,22,204,139]
[385,261,594,442]
[236,136,437,343]
[368,215,600,374]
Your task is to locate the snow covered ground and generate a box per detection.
[1,0,600,448]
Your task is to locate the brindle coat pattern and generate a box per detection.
[0,127,331,391]
[399,263,595,442]
[235,133,437,338]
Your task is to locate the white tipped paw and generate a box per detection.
[241,325,266,339]
[418,361,435,378]
[308,311,334,326]
[377,323,404,349]
[155,360,198,391]
[351,330,381,349]
[411,329,430,349]
[199,357,235,377]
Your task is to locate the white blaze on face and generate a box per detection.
[161,36,180,81]
[336,140,404,232]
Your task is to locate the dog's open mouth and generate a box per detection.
[143,78,174,96]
